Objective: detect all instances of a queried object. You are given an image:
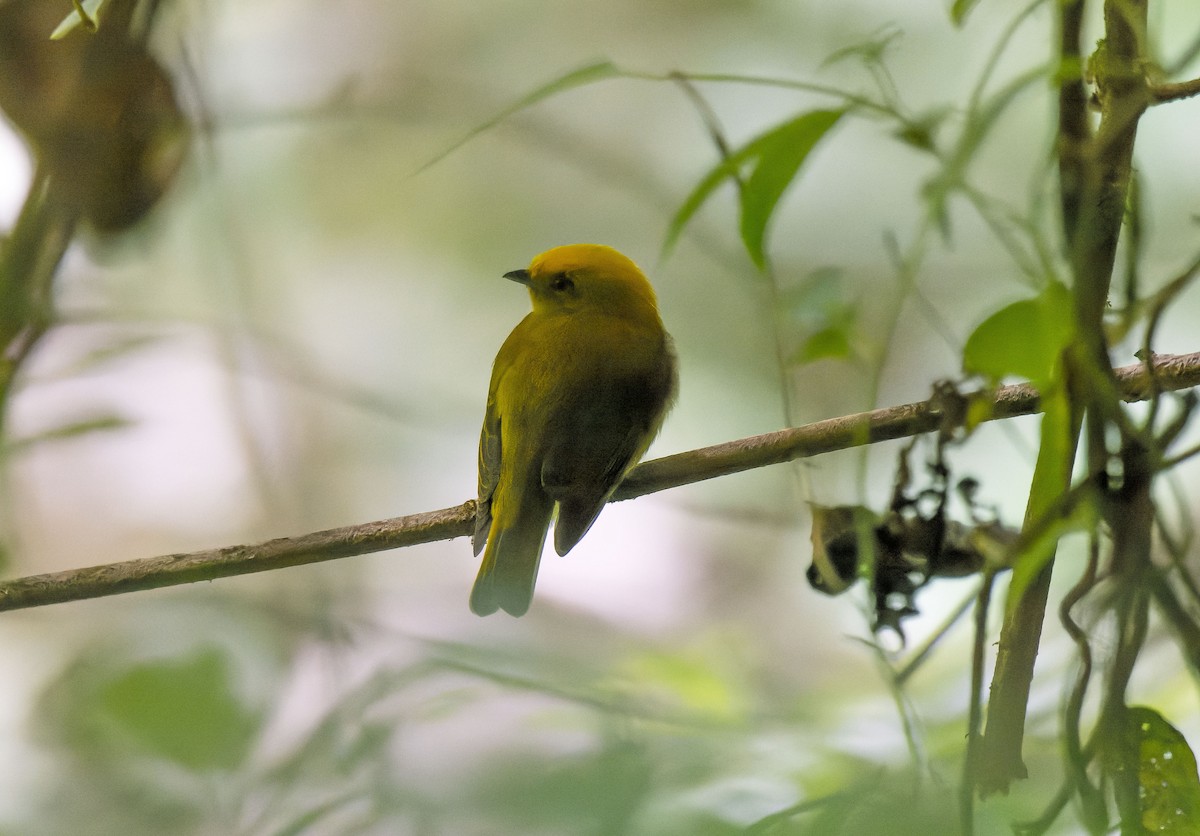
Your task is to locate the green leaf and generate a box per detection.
[893,108,951,154]
[664,110,844,265]
[417,61,620,173]
[99,649,259,771]
[6,415,132,454]
[821,26,902,69]
[662,154,748,259]
[662,122,787,259]
[620,649,747,724]
[740,110,844,269]
[951,0,983,26]
[1121,707,1200,834]
[782,267,858,364]
[50,0,104,39]
[472,739,653,832]
[963,280,1073,388]
[1004,369,1089,609]
[795,327,852,363]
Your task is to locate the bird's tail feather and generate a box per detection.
[470,500,553,617]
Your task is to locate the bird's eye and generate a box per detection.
[550,275,575,293]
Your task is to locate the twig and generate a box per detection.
[1149,76,1200,104]
[961,569,997,836]
[1059,538,1105,832]
[0,503,476,611]
[0,354,1199,613]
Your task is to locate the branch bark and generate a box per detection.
[1149,76,1200,103]
[1,353,1198,613]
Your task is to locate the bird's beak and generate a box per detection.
[504,269,531,286]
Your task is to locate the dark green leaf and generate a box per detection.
[739,110,844,269]
[795,327,852,363]
[1123,707,1200,834]
[99,648,259,771]
[662,120,787,258]
[893,109,950,154]
[665,110,844,264]
[662,153,747,259]
[951,0,983,26]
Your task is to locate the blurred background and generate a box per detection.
[0,0,1199,833]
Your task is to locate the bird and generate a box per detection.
[470,244,678,617]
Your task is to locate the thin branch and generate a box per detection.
[1059,538,1105,832]
[1055,0,1089,250]
[0,353,1198,613]
[1149,76,1200,104]
[0,503,477,612]
[961,569,997,836]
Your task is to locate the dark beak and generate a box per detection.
[504,269,531,285]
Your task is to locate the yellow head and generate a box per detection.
[507,244,660,317]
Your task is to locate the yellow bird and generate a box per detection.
[470,244,678,616]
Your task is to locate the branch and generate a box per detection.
[1149,76,1200,104]
[1,353,1199,613]
[1055,0,1089,249]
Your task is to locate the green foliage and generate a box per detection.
[963,281,1073,388]
[739,112,845,270]
[39,644,258,772]
[619,646,750,724]
[29,638,259,834]
[664,110,845,270]
[1003,443,1094,609]
[1113,707,1200,835]
[950,0,984,27]
[97,649,259,771]
[963,280,1085,613]
[780,268,858,364]
[3,1,1200,835]
[51,0,104,39]
[820,26,903,72]
[468,737,655,834]
[921,64,1049,242]
[5,414,132,453]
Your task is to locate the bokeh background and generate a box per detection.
[1,0,1199,833]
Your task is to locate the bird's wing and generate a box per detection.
[548,421,648,556]
[544,344,677,556]
[473,381,503,556]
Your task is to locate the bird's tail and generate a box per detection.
[470,497,553,617]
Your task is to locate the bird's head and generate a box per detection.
[507,244,660,318]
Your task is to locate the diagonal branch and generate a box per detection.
[1,353,1198,614]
